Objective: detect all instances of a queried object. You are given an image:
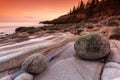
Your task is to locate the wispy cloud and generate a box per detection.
[24,16,36,19]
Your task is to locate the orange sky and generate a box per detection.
[0,0,87,21]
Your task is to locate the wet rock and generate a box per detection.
[102,62,120,80]
[87,25,94,29]
[0,35,6,39]
[74,33,110,60]
[15,27,36,34]
[46,30,57,33]
[18,32,30,38]
[80,31,90,36]
[108,19,119,26]
[35,57,104,80]
[22,54,47,74]
[73,28,84,35]
[0,75,13,80]
[107,27,120,40]
[14,72,33,80]
[35,31,45,37]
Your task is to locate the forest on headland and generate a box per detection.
[42,0,120,24]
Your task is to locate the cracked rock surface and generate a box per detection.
[35,57,103,80]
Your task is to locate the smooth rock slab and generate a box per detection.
[108,40,120,64]
[102,62,120,80]
[108,48,120,64]
[14,72,33,80]
[35,57,104,80]
[0,75,13,80]
[113,77,120,80]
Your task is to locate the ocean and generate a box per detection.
[0,21,44,34]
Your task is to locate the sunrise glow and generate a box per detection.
[0,0,88,21]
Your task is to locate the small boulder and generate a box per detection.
[74,33,110,60]
[74,28,84,35]
[35,31,45,37]
[102,62,120,80]
[108,19,119,26]
[14,72,33,80]
[18,32,30,38]
[22,54,47,74]
[87,25,94,29]
[0,75,13,80]
[106,27,120,40]
[0,35,6,39]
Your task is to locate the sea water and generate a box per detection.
[0,21,44,34]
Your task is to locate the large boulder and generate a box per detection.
[74,33,110,60]
[102,62,120,80]
[22,54,47,74]
[14,72,33,80]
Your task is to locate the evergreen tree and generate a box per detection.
[71,6,76,14]
[79,1,85,13]
[69,0,120,16]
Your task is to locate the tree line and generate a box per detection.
[69,0,120,17]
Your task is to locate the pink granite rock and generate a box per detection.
[22,54,47,74]
[35,57,104,80]
[14,72,33,80]
[0,75,13,80]
[74,33,110,60]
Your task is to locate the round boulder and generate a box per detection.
[22,54,47,74]
[74,33,110,60]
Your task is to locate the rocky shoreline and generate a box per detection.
[0,15,120,80]
[0,33,78,79]
[1,36,120,80]
[0,16,120,46]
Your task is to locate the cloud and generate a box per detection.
[24,16,36,19]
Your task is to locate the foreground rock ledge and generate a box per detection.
[14,72,33,80]
[35,57,104,80]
